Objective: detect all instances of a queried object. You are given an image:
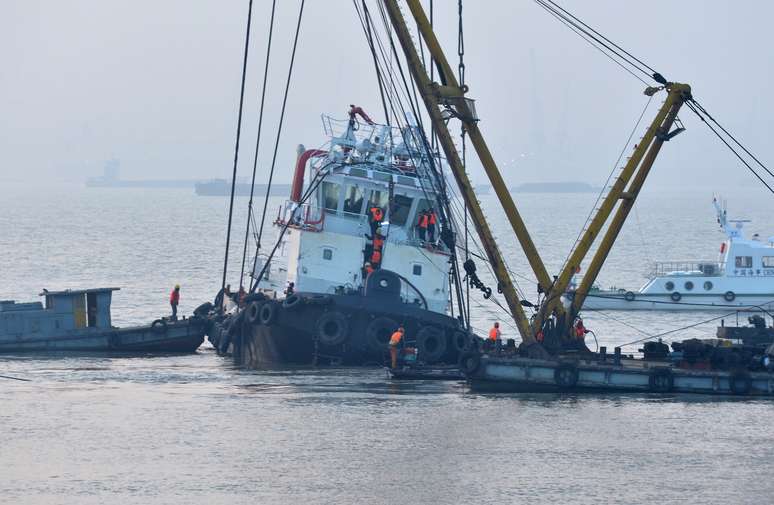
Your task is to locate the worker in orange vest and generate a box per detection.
[370,248,382,269]
[427,208,437,243]
[170,284,180,320]
[389,326,405,368]
[488,321,501,352]
[417,210,429,242]
[368,205,384,235]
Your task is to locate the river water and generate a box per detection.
[1,183,773,504]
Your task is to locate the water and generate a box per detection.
[2,183,774,504]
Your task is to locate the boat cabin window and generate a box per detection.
[342,185,365,215]
[763,256,774,268]
[322,248,333,261]
[735,256,753,268]
[321,182,340,213]
[390,194,413,226]
[703,281,713,291]
[412,264,422,276]
[367,189,389,212]
[665,281,674,291]
[684,281,694,291]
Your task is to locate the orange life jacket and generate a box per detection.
[373,236,385,250]
[488,327,500,341]
[365,265,374,276]
[369,207,383,222]
[170,290,180,304]
[428,212,437,225]
[389,331,403,346]
[371,249,382,264]
[418,214,429,228]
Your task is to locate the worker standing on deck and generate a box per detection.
[389,326,405,368]
[417,210,429,242]
[170,285,180,321]
[488,322,501,351]
[370,248,382,269]
[427,208,437,243]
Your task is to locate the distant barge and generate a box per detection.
[0,288,205,353]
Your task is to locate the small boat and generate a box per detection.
[568,198,774,311]
[0,288,205,353]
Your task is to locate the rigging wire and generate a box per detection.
[222,0,254,295]
[249,0,306,291]
[239,0,278,290]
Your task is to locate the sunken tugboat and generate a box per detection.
[207,108,474,367]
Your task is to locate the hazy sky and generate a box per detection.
[2,1,772,191]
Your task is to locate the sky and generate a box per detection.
[1,0,773,191]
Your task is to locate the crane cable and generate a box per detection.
[249,0,306,291]
[222,0,254,295]
[239,0,277,290]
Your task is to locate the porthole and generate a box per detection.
[703,281,713,291]
[684,281,694,291]
[665,281,675,291]
[322,248,333,260]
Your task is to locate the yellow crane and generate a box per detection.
[382,0,691,352]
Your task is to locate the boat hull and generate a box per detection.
[0,318,205,353]
[464,355,774,396]
[209,291,471,368]
[575,292,774,311]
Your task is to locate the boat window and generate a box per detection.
[763,256,774,268]
[390,194,413,226]
[323,248,333,261]
[684,281,694,291]
[367,189,389,211]
[349,167,368,178]
[735,256,753,268]
[342,185,365,215]
[321,182,340,213]
[703,281,713,291]
[665,281,675,291]
[412,264,422,276]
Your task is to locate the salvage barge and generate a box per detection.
[0,288,205,353]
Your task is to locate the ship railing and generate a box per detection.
[649,261,725,277]
[275,201,325,232]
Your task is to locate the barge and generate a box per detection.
[0,288,205,353]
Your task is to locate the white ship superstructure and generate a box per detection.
[573,198,774,311]
[262,111,452,314]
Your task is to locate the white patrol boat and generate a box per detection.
[569,198,774,311]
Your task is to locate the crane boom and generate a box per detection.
[381,0,542,345]
[533,83,691,335]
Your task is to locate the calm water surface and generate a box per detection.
[1,183,773,504]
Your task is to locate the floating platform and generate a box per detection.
[461,353,774,396]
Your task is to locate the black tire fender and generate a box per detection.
[151,319,167,334]
[315,311,349,347]
[724,291,736,302]
[246,301,262,324]
[459,351,481,376]
[554,363,579,388]
[283,293,302,310]
[648,367,674,392]
[259,301,279,326]
[366,316,399,352]
[670,291,682,302]
[416,326,447,363]
[625,291,636,302]
[729,370,752,395]
[452,331,470,352]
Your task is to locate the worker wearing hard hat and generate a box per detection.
[170,284,180,320]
